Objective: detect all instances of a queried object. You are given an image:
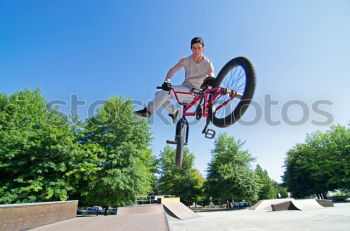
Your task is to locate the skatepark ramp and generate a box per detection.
[116,212,170,231]
[117,199,198,220]
[31,212,170,231]
[114,198,197,230]
[163,202,197,220]
[158,197,197,220]
[252,198,333,212]
[316,199,334,207]
[31,198,197,231]
[250,199,294,211]
[117,204,163,215]
[114,204,170,231]
[271,199,324,211]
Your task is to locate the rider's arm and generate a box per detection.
[164,58,185,82]
[208,62,215,77]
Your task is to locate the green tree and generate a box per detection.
[0,89,103,203]
[157,146,205,206]
[283,143,313,198]
[255,165,277,199]
[283,124,350,198]
[205,133,259,203]
[79,97,157,207]
[274,182,288,198]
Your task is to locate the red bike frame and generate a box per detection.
[170,87,238,118]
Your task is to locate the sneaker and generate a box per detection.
[168,108,179,124]
[134,107,151,118]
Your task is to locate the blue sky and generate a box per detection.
[1,0,349,182]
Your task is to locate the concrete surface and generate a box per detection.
[289,199,324,210]
[117,202,197,220]
[117,204,164,215]
[31,202,350,231]
[169,202,350,231]
[32,213,170,231]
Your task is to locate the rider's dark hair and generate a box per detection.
[191,37,205,49]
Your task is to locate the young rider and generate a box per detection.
[134,37,215,122]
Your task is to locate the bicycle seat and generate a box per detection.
[190,88,201,94]
[200,76,216,89]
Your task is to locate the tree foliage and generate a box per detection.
[0,90,157,207]
[255,165,277,199]
[0,89,103,203]
[157,146,205,206]
[205,133,259,202]
[275,182,289,198]
[77,97,157,207]
[283,125,350,198]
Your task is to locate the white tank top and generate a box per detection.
[182,55,212,89]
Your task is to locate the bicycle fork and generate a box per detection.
[166,118,189,145]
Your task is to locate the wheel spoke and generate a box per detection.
[210,57,255,127]
[213,64,247,119]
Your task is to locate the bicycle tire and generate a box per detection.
[209,57,256,128]
[175,119,186,168]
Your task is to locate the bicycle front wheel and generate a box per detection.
[175,119,186,168]
[209,57,256,128]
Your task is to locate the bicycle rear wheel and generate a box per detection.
[209,57,256,128]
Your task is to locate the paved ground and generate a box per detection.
[32,202,350,231]
[169,202,350,231]
[32,213,170,231]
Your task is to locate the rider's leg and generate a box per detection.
[171,85,195,105]
[148,85,194,114]
[168,85,194,123]
[147,90,172,114]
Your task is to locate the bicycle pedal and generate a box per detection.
[204,129,216,139]
[166,140,177,145]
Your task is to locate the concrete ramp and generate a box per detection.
[117,204,163,215]
[117,202,198,220]
[272,199,325,211]
[116,205,170,231]
[31,198,193,231]
[316,199,334,207]
[163,203,198,220]
[32,212,170,231]
[290,199,324,210]
[115,205,170,231]
[250,199,294,211]
[116,213,170,231]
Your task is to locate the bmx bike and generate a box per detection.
[157,56,256,168]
